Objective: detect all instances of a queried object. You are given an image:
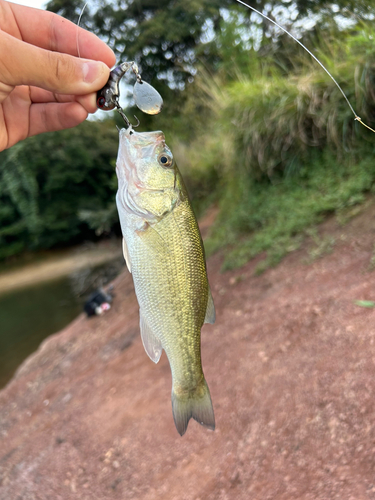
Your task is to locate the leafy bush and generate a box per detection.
[0,120,119,259]
[189,24,375,270]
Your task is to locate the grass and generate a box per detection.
[203,151,375,272]
[174,25,375,273]
[305,229,335,264]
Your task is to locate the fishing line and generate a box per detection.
[234,0,375,134]
[76,1,89,59]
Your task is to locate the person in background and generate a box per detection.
[0,0,116,152]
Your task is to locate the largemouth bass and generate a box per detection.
[115,127,215,436]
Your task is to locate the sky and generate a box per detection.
[11,0,46,10]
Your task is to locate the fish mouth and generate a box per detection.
[119,128,165,150]
[117,128,166,179]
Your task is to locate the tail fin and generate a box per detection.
[171,378,215,436]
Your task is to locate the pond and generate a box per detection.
[0,257,124,389]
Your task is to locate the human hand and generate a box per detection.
[0,0,116,151]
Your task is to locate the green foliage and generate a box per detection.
[354,300,375,308]
[45,0,372,94]
[47,0,231,90]
[3,6,375,268]
[174,23,375,271]
[78,202,119,236]
[0,146,40,258]
[0,120,119,259]
[208,30,375,180]
[206,151,375,271]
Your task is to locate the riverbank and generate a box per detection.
[1,204,375,498]
[0,240,122,296]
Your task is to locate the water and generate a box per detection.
[0,277,81,389]
[0,257,124,389]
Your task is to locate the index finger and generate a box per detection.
[8,2,116,67]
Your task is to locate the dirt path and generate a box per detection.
[0,240,122,296]
[0,205,375,499]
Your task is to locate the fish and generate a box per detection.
[115,127,216,436]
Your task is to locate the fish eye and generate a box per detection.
[97,96,106,108]
[158,153,173,168]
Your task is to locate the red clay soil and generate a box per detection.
[1,204,375,500]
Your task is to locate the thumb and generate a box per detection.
[0,31,110,98]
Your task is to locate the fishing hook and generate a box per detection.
[114,103,140,129]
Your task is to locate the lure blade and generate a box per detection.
[133,81,163,115]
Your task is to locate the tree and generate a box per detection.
[47,0,231,90]
[46,0,375,95]
[0,119,120,260]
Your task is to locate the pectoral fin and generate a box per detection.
[140,310,162,363]
[122,238,131,273]
[136,222,171,257]
[204,286,216,324]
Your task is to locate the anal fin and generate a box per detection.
[140,310,162,363]
[204,285,216,324]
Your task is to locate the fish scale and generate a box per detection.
[116,127,215,435]
[131,202,207,385]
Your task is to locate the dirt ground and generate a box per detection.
[0,204,375,500]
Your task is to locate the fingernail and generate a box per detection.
[82,61,105,84]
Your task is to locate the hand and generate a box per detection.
[0,0,116,151]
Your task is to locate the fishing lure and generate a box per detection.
[77,3,163,125]
[96,61,163,127]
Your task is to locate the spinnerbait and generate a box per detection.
[97,61,163,128]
